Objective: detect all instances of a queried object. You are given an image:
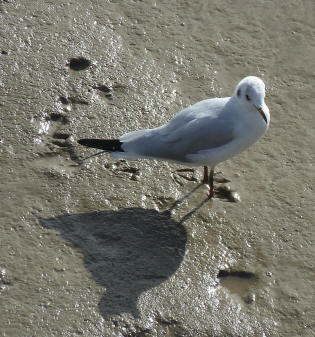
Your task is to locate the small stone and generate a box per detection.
[243,293,255,304]
[230,191,241,202]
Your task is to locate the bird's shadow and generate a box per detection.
[39,207,187,318]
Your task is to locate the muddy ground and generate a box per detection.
[0,0,314,336]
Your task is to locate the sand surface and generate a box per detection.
[0,0,314,336]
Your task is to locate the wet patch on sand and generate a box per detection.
[218,269,258,304]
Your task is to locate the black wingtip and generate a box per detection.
[77,138,124,152]
[77,139,91,146]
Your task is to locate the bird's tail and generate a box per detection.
[77,138,124,152]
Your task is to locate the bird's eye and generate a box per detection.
[245,94,251,101]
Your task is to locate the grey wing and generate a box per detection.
[119,97,234,162]
[160,116,236,155]
[121,116,236,163]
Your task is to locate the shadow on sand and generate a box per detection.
[39,207,187,318]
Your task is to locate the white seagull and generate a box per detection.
[78,76,270,198]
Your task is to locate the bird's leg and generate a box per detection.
[209,168,214,198]
[202,166,209,184]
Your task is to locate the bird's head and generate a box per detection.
[234,76,269,124]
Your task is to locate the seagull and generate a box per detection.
[78,76,270,198]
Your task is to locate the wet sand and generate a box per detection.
[0,0,314,336]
